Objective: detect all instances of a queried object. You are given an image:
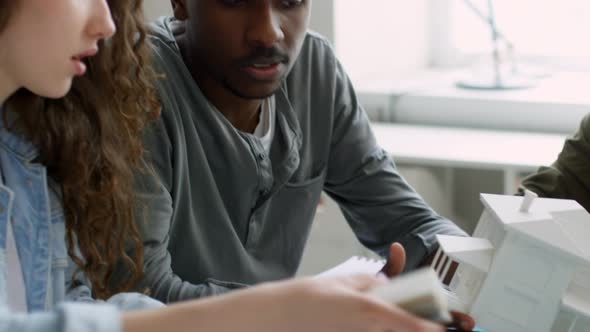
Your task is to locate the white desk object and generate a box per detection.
[368,268,452,323]
[433,194,590,332]
[316,256,384,278]
[371,123,567,194]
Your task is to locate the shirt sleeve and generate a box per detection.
[0,302,120,332]
[65,245,165,311]
[520,113,590,211]
[324,56,467,270]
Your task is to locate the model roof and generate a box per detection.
[480,194,590,262]
[436,235,494,272]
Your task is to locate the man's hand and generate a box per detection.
[381,242,406,277]
[380,242,476,331]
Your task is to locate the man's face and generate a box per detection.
[175,0,311,100]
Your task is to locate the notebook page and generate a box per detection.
[316,256,385,278]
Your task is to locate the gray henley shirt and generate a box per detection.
[131,17,467,303]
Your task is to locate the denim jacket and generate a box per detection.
[0,114,162,332]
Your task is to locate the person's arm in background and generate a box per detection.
[318,50,474,331]
[323,51,467,271]
[519,113,590,211]
[66,258,164,311]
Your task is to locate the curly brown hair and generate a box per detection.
[2,0,160,299]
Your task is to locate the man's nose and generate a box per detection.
[246,4,285,48]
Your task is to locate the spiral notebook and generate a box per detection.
[317,256,386,278]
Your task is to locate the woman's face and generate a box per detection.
[0,0,116,99]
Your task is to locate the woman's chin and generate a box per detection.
[33,80,73,99]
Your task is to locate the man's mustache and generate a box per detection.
[237,46,290,66]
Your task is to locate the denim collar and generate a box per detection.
[0,108,39,162]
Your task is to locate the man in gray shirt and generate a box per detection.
[137,0,468,307]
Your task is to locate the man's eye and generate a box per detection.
[281,0,304,8]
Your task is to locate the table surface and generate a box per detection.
[372,123,568,172]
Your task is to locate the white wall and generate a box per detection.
[334,0,430,82]
[143,0,172,21]
[309,0,335,43]
[141,0,335,41]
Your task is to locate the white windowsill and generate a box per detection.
[356,70,590,134]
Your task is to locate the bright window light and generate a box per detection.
[333,0,590,77]
[451,0,590,58]
[334,1,431,81]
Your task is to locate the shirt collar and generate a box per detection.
[0,107,39,162]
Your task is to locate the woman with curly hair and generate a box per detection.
[0,1,444,332]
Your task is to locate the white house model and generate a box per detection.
[433,192,590,332]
